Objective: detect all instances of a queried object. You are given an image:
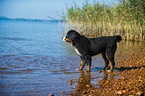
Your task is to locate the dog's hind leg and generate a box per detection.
[79,56,86,70]
[106,51,116,72]
[102,52,109,71]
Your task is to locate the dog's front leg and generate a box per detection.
[86,56,92,72]
[79,56,85,70]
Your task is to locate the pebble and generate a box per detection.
[68,79,72,82]
[136,91,144,96]
[86,85,91,88]
[99,70,102,73]
[116,90,123,95]
[49,94,54,96]
[60,91,64,94]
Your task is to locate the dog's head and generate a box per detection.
[63,30,81,46]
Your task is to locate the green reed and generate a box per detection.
[63,0,145,41]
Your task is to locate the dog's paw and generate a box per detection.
[107,70,111,72]
[107,70,114,73]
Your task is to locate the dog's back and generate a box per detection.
[87,35,121,56]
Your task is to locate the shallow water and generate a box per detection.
[0,20,144,96]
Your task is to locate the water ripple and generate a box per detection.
[0,36,29,41]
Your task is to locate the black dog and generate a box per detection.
[63,30,121,72]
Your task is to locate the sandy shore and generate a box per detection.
[78,46,145,96]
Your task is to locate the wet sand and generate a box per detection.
[73,46,145,96]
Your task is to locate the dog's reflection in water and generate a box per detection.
[78,70,92,88]
[70,70,92,95]
[70,70,115,95]
[98,71,115,88]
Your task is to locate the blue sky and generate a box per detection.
[0,0,116,20]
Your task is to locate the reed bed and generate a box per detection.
[63,0,145,41]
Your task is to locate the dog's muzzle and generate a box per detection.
[62,36,71,43]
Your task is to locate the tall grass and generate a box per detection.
[63,0,145,41]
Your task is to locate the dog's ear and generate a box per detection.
[72,35,80,46]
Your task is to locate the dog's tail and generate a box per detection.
[114,35,122,42]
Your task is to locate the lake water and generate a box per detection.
[0,20,144,96]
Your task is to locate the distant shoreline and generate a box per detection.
[0,16,63,23]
